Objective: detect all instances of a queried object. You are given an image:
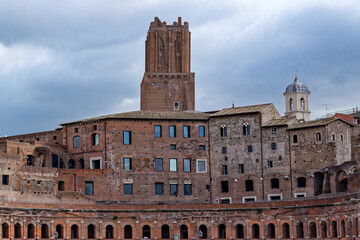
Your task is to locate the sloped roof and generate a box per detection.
[61,111,210,125]
[262,115,297,127]
[210,103,275,117]
[288,118,353,130]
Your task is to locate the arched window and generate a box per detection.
[106,225,114,239]
[220,124,227,137]
[14,223,21,239]
[161,225,170,239]
[124,225,132,239]
[252,224,260,239]
[243,122,250,135]
[56,224,64,239]
[290,98,293,110]
[341,220,346,237]
[88,224,95,239]
[91,133,100,146]
[180,225,188,239]
[41,224,49,239]
[71,225,79,239]
[316,132,321,141]
[271,142,277,150]
[297,177,306,188]
[320,221,327,238]
[270,178,279,189]
[336,170,348,193]
[309,222,317,238]
[79,159,85,169]
[73,136,80,148]
[296,222,304,238]
[28,224,35,238]
[142,225,151,238]
[301,98,305,110]
[218,224,226,239]
[282,223,290,238]
[331,221,337,237]
[293,134,298,143]
[2,223,9,238]
[267,223,275,238]
[199,225,207,239]
[245,180,254,192]
[236,224,244,238]
[68,159,76,169]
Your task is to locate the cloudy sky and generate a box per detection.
[1,0,359,136]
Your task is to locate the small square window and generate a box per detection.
[183,126,190,138]
[124,183,133,195]
[154,125,162,137]
[340,135,344,141]
[170,158,177,172]
[222,165,228,175]
[53,136,57,140]
[271,142,277,150]
[169,126,176,138]
[199,145,206,150]
[267,161,273,168]
[123,158,132,171]
[222,147,227,154]
[90,158,101,169]
[75,128,79,133]
[2,175,9,185]
[183,159,191,172]
[238,164,244,174]
[268,194,282,201]
[155,158,163,171]
[170,184,178,195]
[174,102,179,110]
[184,184,192,195]
[155,183,164,195]
[93,125,97,131]
[247,145,253,153]
[199,126,205,137]
[170,144,176,150]
[123,131,131,145]
[197,160,207,173]
[85,181,94,195]
[272,128,277,134]
[58,181,65,191]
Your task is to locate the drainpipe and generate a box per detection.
[207,119,213,203]
[288,128,293,198]
[260,114,265,201]
[104,121,107,169]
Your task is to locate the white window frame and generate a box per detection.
[268,193,283,201]
[242,196,257,203]
[196,159,207,173]
[294,192,307,198]
[174,102,179,110]
[219,197,232,204]
[90,157,102,169]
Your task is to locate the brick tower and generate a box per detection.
[140,17,195,111]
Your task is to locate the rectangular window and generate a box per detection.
[196,160,207,173]
[199,145,206,150]
[184,184,192,195]
[242,196,256,203]
[222,165,228,175]
[123,158,132,171]
[221,181,229,193]
[222,147,227,154]
[268,194,282,201]
[90,158,102,169]
[174,102,179,110]
[199,126,205,137]
[124,183,133,195]
[170,158,177,171]
[169,125,176,138]
[123,131,131,144]
[170,144,176,150]
[272,128,277,134]
[183,126,190,138]
[170,184,178,195]
[73,136,80,148]
[155,183,164,195]
[247,145,253,152]
[238,164,244,174]
[183,159,191,172]
[85,181,94,195]
[154,125,162,137]
[2,175,9,185]
[155,158,163,171]
[58,181,65,191]
[267,161,273,168]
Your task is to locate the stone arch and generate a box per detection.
[341,220,346,237]
[309,222,317,238]
[320,221,327,238]
[124,225,133,239]
[331,221,338,237]
[28,223,35,238]
[282,222,290,238]
[14,223,21,239]
[180,224,189,239]
[56,224,64,239]
[88,224,96,239]
[2,223,9,238]
[218,224,226,239]
[266,222,276,238]
[71,224,79,239]
[106,225,114,239]
[161,224,170,239]
[235,223,244,238]
[41,223,49,239]
[252,223,260,239]
[142,225,151,238]
[296,221,304,238]
[199,224,208,239]
[336,170,348,193]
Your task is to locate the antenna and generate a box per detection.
[322,104,331,117]
[232,101,235,108]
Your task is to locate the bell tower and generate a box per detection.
[284,74,311,121]
[140,17,195,111]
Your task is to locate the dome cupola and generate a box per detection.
[284,74,310,94]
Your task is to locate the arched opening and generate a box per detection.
[71,224,79,239]
[124,225,132,239]
[245,180,254,191]
[142,225,151,239]
[218,224,226,239]
[56,224,64,239]
[301,98,305,110]
[355,218,359,237]
[91,133,100,146]
[27,155,35,166]
[199,225,207,239]
[220,124,227,137]
[106,225,114,239]
[309,222,317,238]
[236,224,244,238]
[243,123,250,135]
[290,98,293,111]
[331,221,338,237]
[316,132,321,141]
[293,134,298,143]
[314,172,324,196]
[79,159,85,169]
[88,224,96,239]
[282,223,290,238]
[267,223,275,238]
[41,224,49,239]
[336,170,348,193]
[161,225,170,239]
[296,222,304,238]
[180,225,188,239]
[14,223,21,239]
[341,220,346,237]
[2,223,9,238]
[252,224,260,239]
[68,159,76,169]
[271,142,277,150]
[28,224,35,238]
[320,221,327,238]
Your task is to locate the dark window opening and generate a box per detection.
[314,172,324,196]
[271,142,277,150]
[88,224,95,239]
[271,178,279,189]
[270,195,281,201]
[222,147,227,154]
[320,222,327,238]
[199,145,206,150]
[236,224,244,238]
[247,145,253,152]
[221,181,229,193]
[14,223,21,239]
[220,124,227,137]
[74,128,78,133]
[293,134,298,143]
[71,225,79,239]
[180,225,188,239]
[222,165,228,175]
[252,224,260,239]
[238,164,244,174]
[142,225,151,239]
[27,224,35,238]
[85,181,94,195]
[41,224,49,239]
[184,184,192,195]
[106,225,113,239]
[245,180,253,192]
[331,221,337,237]
[56,224,64,239]
[58,181,65,191]
[170,144,176,150]
[316,132,321,141]
[124,184,133,195]
[155,158,163,171]
[170,184,178,196]
[267,223,275,238]
[297,177,306,188]
[155,183,164,195]
[124,225,132,239]
[93,125,97,131]
[2,175,9,185]
[91,133,100,146]
[296,222,304,238]
[243,123,250,135]
[282,223,290,238]
[68,159,76,169]
[309,222,317,238]
[199,225,207,239]
[52,154,65,169]
[91,159,101,169]
[27,155,35,166]
[272,128,277,134]
[267,161,273,168]
[161,225,170,239]
[218,224,226,239]
[79,159,84,169]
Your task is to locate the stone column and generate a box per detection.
[228,220,233,239]
[116,220,121,239]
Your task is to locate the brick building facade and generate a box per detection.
[0,17,360,239]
